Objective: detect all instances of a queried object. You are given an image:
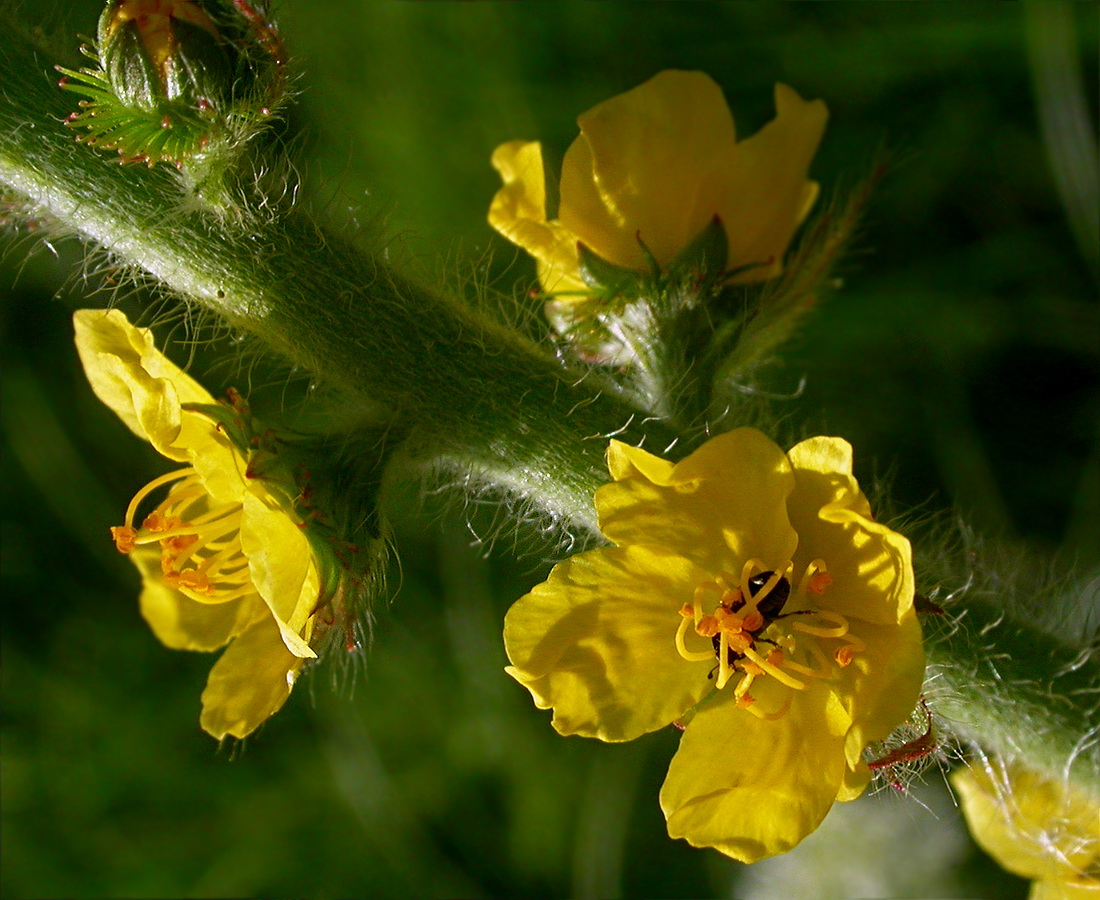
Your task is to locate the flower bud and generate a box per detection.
[58,0,286,167]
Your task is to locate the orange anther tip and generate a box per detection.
[163,534,197,555]
[110,525,137,553]
[809,572,833,595]
[736,694,755,709]
[714,608,742,629]
[679,604,694,618]
[767,650,784,666]
[835,647,855,668]
[695,614,720,637]
[742,611,764,632]
[721,589,743,608]
[742,661,764,677]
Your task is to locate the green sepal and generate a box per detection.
[576,240,644,296]
[667,214,728,291]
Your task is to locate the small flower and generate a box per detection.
[504,428,924,862]
[74,308,319,739]
[953,758,1100,899]
[488,70,827,296]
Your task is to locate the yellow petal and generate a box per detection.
[183,419,252,504]
[715,83,828,281]
[239,491,318,659]
[660,682,851,863]
[199,616,306,739]
[488,141,553,259]
[598,429,798,574]
[837,760,872,801]
[504,544,714,741]
[132,544,258,651]
[562,70,736,270]
[787,436,915,625]
[489,141,588,294]
[953,761,1100,888]
[835,611,925,767]
[73,309,215,461]
[1030,880,1100,900]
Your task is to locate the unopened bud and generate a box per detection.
[58,0,286,167]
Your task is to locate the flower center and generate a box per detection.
[675,558,864,720]
[110,467,255,604]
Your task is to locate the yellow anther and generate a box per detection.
[163,534,198,555]
[727,632,753,653]
[176,570,212,594]
[741,661,765,677]
[111,525,137,553]
[695,614,721,638]
[714,607,742,630]
[142,512,170,532]
[720,588,743,609]
[678,603,695,619]
[741,610,764,632]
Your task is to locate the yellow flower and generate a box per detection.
[503,428,924,862]
[953,759,1100,900]
[489,70,827,295]
[74,309,319,740]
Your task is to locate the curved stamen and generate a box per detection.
[675,615,715,662]
[788,641,836,680]
[681,559,865,720]
[177,581,257,604]
[716,631,734,688]
[744,689,795,720]
[122,468,195,527]
[158,483,208,521]
[794,559,828,597]
[743,645,807,690]
[117,466,264,605]
[163,517,243,570]
[792,609,850,640]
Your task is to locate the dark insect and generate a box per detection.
[710,571,792,668]
[747,571,791,620]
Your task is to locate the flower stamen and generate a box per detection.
[679,558,865,717]
[113,467,257,605]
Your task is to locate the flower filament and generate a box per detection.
[676,558,865,719]
[111,467,255,604]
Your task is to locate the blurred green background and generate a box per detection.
[2,2,1097,897]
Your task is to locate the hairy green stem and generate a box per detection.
[0,26,673,533]
[917,545,1100,798]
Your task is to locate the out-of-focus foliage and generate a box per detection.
[2,3,1096,897]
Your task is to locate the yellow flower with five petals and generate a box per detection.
[503,428,924,862]
[74,308,320,740]
[489,70,827,295]
[953,759,1100,900]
